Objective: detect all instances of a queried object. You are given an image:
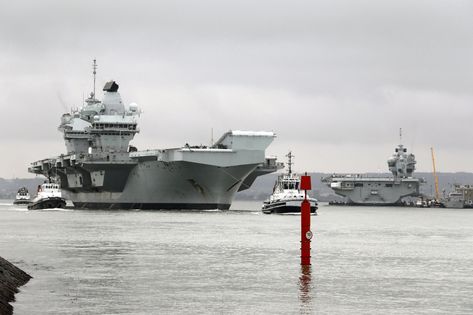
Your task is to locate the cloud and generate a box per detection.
[0,0,472,176]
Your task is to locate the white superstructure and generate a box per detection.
[31,183,63,202]
[262,152,317,214]
[13,187,31,205]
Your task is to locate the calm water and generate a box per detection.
[1,200,472,314]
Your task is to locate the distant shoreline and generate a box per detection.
[3,172,473,200]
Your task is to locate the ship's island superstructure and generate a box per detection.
[322,140,423,205]
[29,61,281,210]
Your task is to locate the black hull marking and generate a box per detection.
[28,197,66,210]
[262,205,317,214]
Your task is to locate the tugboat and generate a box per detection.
[13,187,31,205]
[28,182,66,210]
[262,152,318,214]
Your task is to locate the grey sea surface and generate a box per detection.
[0,200,472,314]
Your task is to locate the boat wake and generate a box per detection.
[9,207,28,212]
[34,208,74,212]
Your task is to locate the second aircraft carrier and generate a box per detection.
[322,135,424,206]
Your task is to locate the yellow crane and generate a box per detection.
[431,147,440,201]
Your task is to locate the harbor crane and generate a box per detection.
[431,147,440,201]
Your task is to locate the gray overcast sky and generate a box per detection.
[1,0,472,177]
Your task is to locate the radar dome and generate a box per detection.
[61,113,72,125]
[129,102,139,112]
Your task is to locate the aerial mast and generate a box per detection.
[210,128,214,147]
[286,151,294,175]
[431,147,440,201]
[92,59,97,99]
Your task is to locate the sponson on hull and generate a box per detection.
[29,60,281,210]
[262,152,318,214]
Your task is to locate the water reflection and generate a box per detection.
[299,264,312,313]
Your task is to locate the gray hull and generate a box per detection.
[68,161,257,210]
[323,140,423,206]
[443,200,464,209]
[323,177,422,205]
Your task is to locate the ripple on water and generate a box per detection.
[0,204,472,314]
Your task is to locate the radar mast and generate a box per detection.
[86,59,100,105]
[92,59,97,99]
[286,151,294,175]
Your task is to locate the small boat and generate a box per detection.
[262,152,318,214]
[13,187,31,205]
[442,184,473,208]
[443,191,465,209]
[28,183,66,210]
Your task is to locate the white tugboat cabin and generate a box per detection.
[28,183,66,210]
[262,152,318,214]
[13,187,31,205]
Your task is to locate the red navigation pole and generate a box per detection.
[300,173,312,265]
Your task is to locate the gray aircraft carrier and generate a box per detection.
[322,139,423,206]
[29,61,281,210]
